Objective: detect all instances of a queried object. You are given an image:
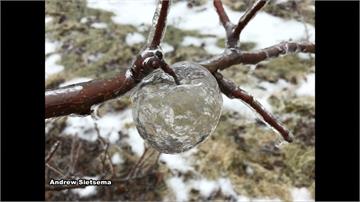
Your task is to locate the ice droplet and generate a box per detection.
[131,61,223,154]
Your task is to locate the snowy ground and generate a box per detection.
[45,0,315,201]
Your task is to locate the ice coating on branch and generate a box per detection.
[147,0,170,47]
[131,61,223,154]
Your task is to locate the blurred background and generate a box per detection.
[45,0,315,201]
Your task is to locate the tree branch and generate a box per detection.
[233,0,267,38]
[214,72,294,143]
[45,1,315,120]
[213,0,232,31]
[45,0,177,119]
[45,140,61,163]
[45,73,136,118]
[214,0,267,48]
[200,41,315,72]
[148,0,171,49]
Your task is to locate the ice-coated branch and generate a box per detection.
[214,72,294,143]
[213,0,233,31]
[213,0,267,48]
[45,1,315,119]
[148,0,171,49]
[232,0,267,39]
[45,0,177,119]
[45,73,136,118]
[200,41,315,72]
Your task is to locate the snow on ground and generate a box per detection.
[45,38,64,80]
[62,106,145,156]
[45,16,53,24]
[72,176,98,198]
[111,153,124,165]
[166,175,290,202]
[291,187,314,202]
[87,0,314,50]
[45,25,64,80]
[45,54,64,80]
[161,42,175,53]
[159,148,197,173]
[45,39,58,54]
[126,127,145,156]
[182,36,223,55]
[91,22,108,29]
[125,32,145,45]
[166,176,189,202]
[296,73,315,97]
[222,79,293,120]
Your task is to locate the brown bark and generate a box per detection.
[45,73,136,118]
[214,72,294,143]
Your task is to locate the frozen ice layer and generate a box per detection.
[131,61,223,153]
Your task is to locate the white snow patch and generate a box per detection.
[91,22,108,29]
[181,36,223,55]
[111,153,124,164]
[167,177,189,202]
[126,127,145,156]
[161,42,174,53]
[296,73,315,97]
[222,79,292,120]
[182,36,203,47]
[63,116,98,142]
[297,53,314,60]
[87,1,314,50]
[95,113,124,143]
[190,179,219,197]
[45,40,59,55]
[125,32,145,45]
[160,148,197,173]
[45,16,53,24]
[218,178,238,197]
[87,0,157,26]
[45,54,64,79]
[80,17,88,23]
[62,109,137,147]
[252,197,283,202]
[222,94,257,120]
[59,77,93,87]
[291,187,314,202]
[72,186,97,198]
[203,38,223,55]
[160,154,192,173]
[72,176,98,197]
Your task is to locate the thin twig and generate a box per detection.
[94,122,115,178]
[45,140,61,163]
[200,41,315,72]
[68,136,82,176]
[214,72,293,142]
[46,163,66,178]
